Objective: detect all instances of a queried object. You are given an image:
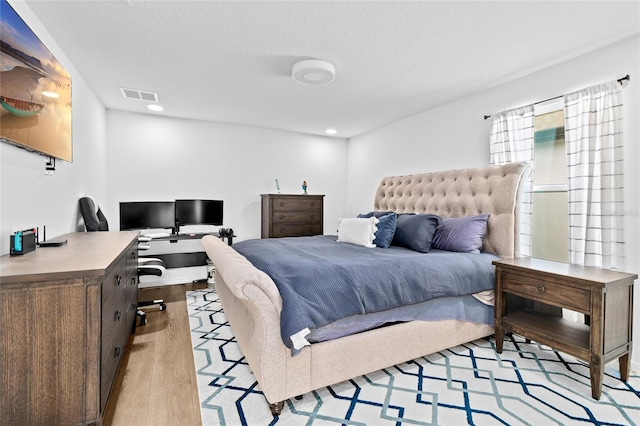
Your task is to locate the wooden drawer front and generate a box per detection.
[272,211,321,224]
[100,332,127,411]
[272,197,322,212]
[501,270,591,313]
[100,290,128,410]
[102,254,129,311]
[126,246,138,276]
[126,275,138,330]
[273,223,322,237]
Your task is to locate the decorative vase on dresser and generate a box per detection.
[261,194,324,238]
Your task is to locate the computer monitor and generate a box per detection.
[175,199,223,232]
[119,201,176,231]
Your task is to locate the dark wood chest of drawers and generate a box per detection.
[261,194,324,238]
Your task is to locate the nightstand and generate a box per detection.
[493,257,636,400]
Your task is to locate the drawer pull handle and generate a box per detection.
[310,202,315,207]
[115,310,122,321]
[536,284,546,293]
[115,274,122,286]
[280,202,285,207]
[114,346,122,358]
[310,215,315,219]
[280,215,285,220]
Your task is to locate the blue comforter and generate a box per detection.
[233,235,499,349]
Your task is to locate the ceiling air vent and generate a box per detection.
[120,88,159,102]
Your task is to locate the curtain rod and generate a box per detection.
[483,74,630,120]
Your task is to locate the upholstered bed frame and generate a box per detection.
[201,161,529,416]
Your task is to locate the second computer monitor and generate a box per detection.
[175,199,223,232]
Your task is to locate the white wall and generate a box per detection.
[348,34,640,369]
[105,110,349,242]
[0,1,107,255]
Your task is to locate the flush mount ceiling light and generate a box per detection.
[147,104,164,112]
[292,59,335,85]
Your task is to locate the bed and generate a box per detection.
[201,161,529,416]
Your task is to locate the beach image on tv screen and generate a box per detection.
[0,0,72,162]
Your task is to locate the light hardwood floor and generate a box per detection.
[103,283,207,426]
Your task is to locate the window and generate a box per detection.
[532,106,568,263]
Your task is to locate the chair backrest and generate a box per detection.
[79,197,109,232]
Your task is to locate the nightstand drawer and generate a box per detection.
[502,270,591,313]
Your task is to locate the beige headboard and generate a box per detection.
[374,162,529,259]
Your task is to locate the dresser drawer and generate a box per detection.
[100,327,127,410]
[272,197,322,212]
[501,270,591,313]
[272,224,322,238]
[102,254,130,311]
[272,211,321,224]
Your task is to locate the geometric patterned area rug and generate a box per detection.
[187,289,640,425]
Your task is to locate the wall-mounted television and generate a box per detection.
[175,199,223,233]
[0,0,73,162]
[119,201,176,232]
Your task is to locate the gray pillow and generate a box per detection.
[432,214,490,253]
[391,213,441,253]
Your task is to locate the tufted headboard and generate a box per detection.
[374,162,529,259]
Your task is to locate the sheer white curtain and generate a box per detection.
[564,81,626,269]
[489,105,535,257]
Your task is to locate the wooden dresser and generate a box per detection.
[493,257,636,400]
[261,194,324,238]
[0,231,139,425]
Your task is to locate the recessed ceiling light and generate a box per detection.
[292,59,335,85]
[147,104,164,112]
[325,128,337,135]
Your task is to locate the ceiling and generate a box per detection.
[24,0,640,139]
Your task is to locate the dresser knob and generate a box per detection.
[115,310,122,321]
[310,215,315,219]
[310,202,315,207]
[280,215,285,220]
[280,202,285,207]
[536,284,546,293]
[114,346,122,358]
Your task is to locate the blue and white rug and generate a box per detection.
[187,289,640,425]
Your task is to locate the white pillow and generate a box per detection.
[336,217,378,248]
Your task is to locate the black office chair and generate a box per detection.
[79,196,166,325]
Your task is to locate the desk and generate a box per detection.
[0,231,139,424]
[140,232,234,285]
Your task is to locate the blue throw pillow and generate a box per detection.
[357,211,397,248]
[391,213,442,253]
[432,214,490,253]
